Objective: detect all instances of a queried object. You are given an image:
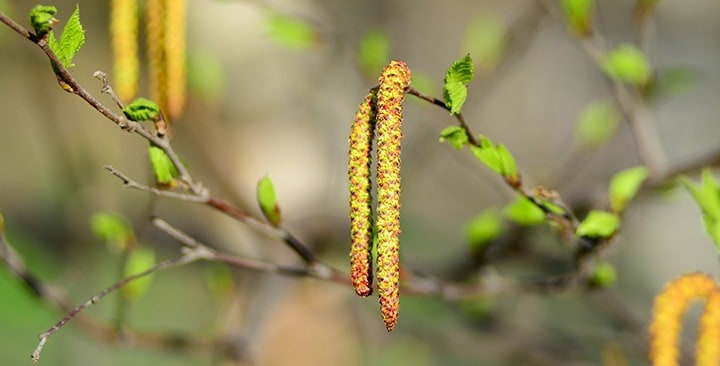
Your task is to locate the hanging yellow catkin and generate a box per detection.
[349,90,377,297]
[375,60,411,332]
[164,0,186,120]
[649,272,720,366]
[145,0,167,115]
[110,0,139,103]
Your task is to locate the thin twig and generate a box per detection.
[105,165,209,202]
[30,248,209,362]
[406,87,480,146]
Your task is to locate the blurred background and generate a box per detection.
[1,0,720,365]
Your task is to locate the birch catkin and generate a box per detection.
[110,0,139,103]
[375,60,411,331]
[649,272,720,366]
[349,90,377,297]
[164,0,187,120]
[145,0,167,114]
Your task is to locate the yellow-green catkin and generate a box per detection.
[164,0,186,120]
[375,60,411,331]
[348,90,377,297]
[145,0,167,116]
[110,0,139,104]
[649,273,720,366]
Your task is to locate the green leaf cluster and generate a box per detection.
[465,208,502,251]
[602,44,651,86]
[609,166,649,213]
[123,98,162,122]
[561,0,594,35]
[681,168,720,251]
[121,247,156,301]
[148,144,179,184]
[359,29,390,77]
[576,210,619,239]
[265,11,317,49]
[504,195,546,225]
[257,175,282,227]
[469,135,518,179]
[438,126,468,150]
[28,5,57,35]
[589,262,617,287]
[575,100,620,148]
[90,212,133,253]
[443,54,475,114]
[47,5,84,68]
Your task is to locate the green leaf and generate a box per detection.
[609,166,649,213]
[148,144,179,184]
[575,100,620,148]
[47,5,85,68]
[28,5,57,35]
[443,54,474,114]
[561,0,594,35]
[680,169,720,251]
[265,11,317,49]
[465,208,502,250]
[90,212,133,253]
[576,210,620,238]
[359,29,390,77]
[469,136,518,179]
[257,175,281,227]
[589,262,617,287]
[122,246,155,301]
[123,97,162,121]
[187,51,225,102]
[602,44,651,86]
[438,126,468,150]
[504,195,546,225]
[462,16,506,73]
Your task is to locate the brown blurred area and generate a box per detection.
[1,0,720,365]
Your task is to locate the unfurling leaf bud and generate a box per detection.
[375,60,411,331]
[348,91,377,297]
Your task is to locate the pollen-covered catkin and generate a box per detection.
[375,60,411,332]
[145,0,167,114]
[649,272,720,366]
[110,0,139,103]
[164,0,186,120]
[348,90,377,297]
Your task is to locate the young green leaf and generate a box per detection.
[469,136,518,179]
[28,5,57,35]
[257,175,282,227]
[148,144,179,184]
[438,126,468,150]
[465,208,502,251]
[504,195,546,225]
[90,212,133,252]
[121,246,156,301]
[561,0,594,35]
[602,44,651,86]
[359,29,390,77]
[47,5,85,68]
[680,169,720,250]
[589,262,617,288]
[462,16,506,73]
[576,210,620,238]
[443,54,474,114]
[265,11,317,49]
[123,97,162,121]
[609,166,649,213]
[575,100,620,148]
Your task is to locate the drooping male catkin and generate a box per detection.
[110,0,139,103]
[375,60,411,331]
[145,0,167,115]
[649,272,720,366]
[164,0,187,120]
[348,90,377,297]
